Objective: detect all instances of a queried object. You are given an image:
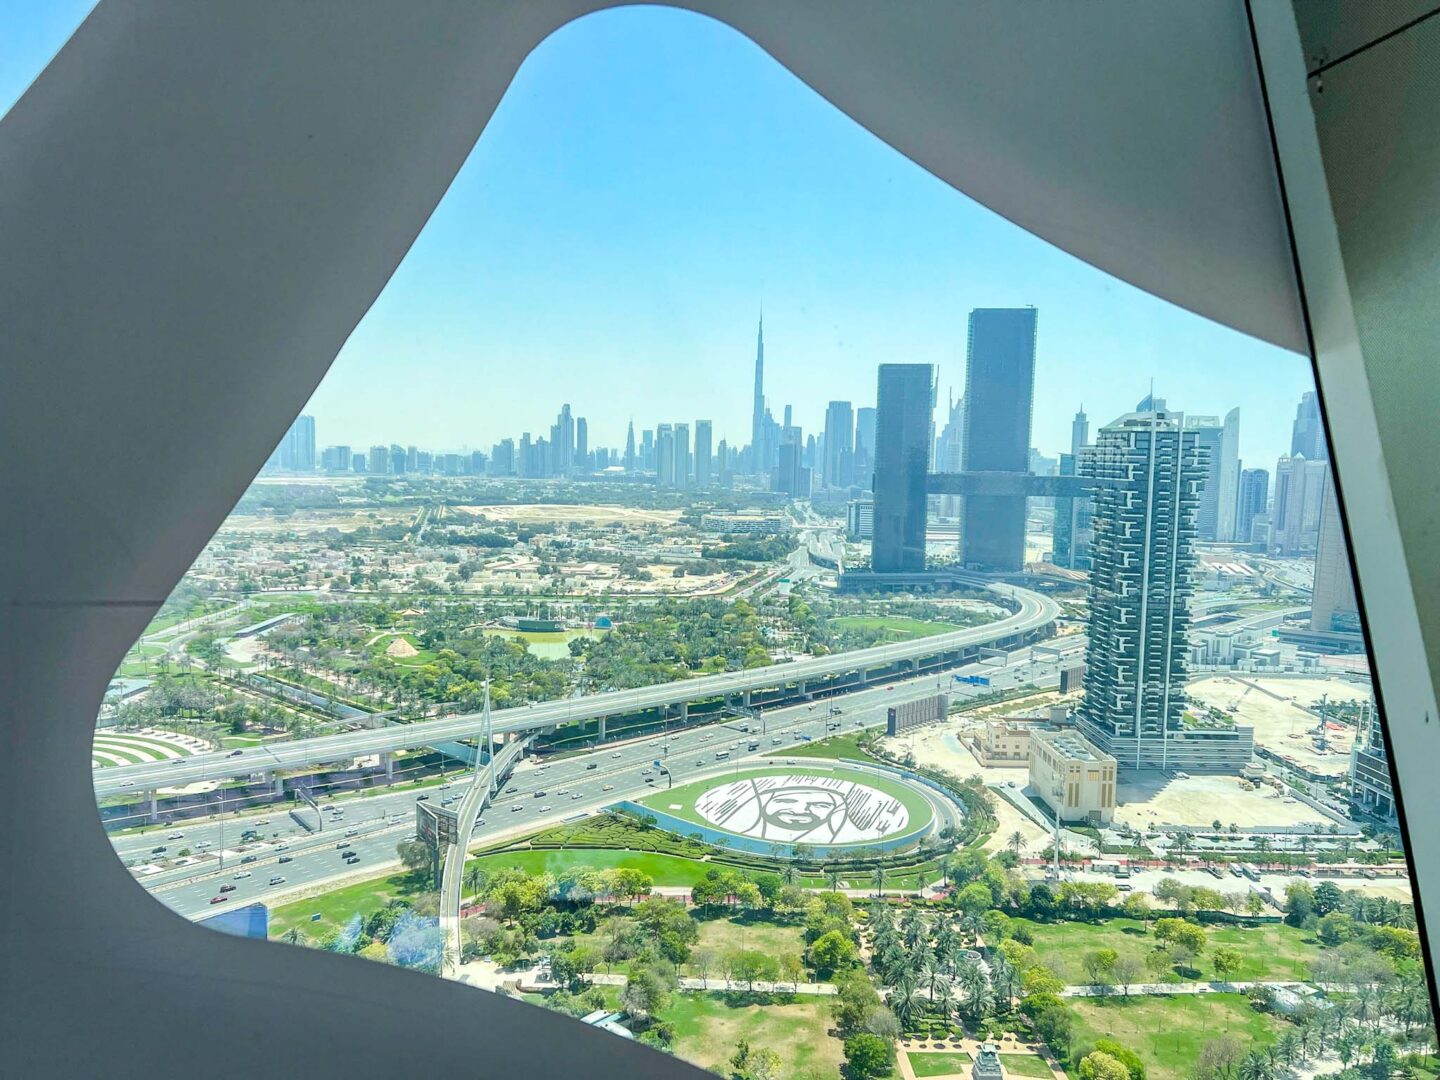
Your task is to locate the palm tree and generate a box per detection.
[956,959,990,1019]
[1239,1051,1270,1080]
[827,866,842,892]
[892,985,925,1031]
[780,862,797,886]
[934,978,957,1024]
[464,864,487,900]
[1276,1029,1303,1066]
[872,865,886,897]
[1008,830,1026,857]
[990,955,1019,1008]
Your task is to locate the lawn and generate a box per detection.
[1015,916,1321,983]
[664,991,843,1079]
[464,847,713,887]
[638,763,933,838]
[268,870,431,939]
[687,915,806,973]
[1000,1053,1056,1078]
[1067,994,1282,1080]
[909,1051,974,1077]
[779,732,871,761]
[831,615,963,641]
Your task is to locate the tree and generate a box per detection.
[397,838,434,879]
[1095,1040,1146,1080]
[1154,918,1206,955]
[1009,830,1027,857]
[621,963,671,1021]
[1239,1050,1273,1080]
[1083,948,1119,987]
[1078,1051,1131,1080]
[1212,946,1244,981]
[1195,1036,1245,1080]
[1285,881,1317,926]
[731,1040,784,1080]
[843,1033,895,1079]
[1144,948,1174,983]
[809,930,858,976]
[1111,955,1143,997]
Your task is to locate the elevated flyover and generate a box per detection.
[94,579,1059,799]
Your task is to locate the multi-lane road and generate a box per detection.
[134,633,1082,920]
[95,580,1059,798]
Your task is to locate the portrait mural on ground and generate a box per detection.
[693,773,909,845]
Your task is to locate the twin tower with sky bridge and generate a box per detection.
[869,306,1081,577]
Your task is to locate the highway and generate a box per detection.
[94,579,1058,797]
[138,633,1078,921]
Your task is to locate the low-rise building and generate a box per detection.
[972,1041,1005,1080]
[699,512,788,535]
[1028,728,1117,825]
[973,721,1033,766]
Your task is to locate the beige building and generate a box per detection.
[1028,728,1117,825]
[973,721,1033,766]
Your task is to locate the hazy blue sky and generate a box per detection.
[6,4,1317,468]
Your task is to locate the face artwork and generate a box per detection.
[694,774,909,844]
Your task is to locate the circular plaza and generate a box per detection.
[636,764,944,858]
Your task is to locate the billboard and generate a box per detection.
[886,693,948,736]
[198,901,269,940]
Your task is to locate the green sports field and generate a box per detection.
[636,764,936,849]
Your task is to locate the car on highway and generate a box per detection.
[228,750,243,757]
[640,769,651,776]
[511,805,523,813]
[196,841,211,849]
[602,784,614,792]
[167,832,185,840]
[233,871,251,879]
[586,762,598,770]
[151,846,167,854]
[533,791,546,798]
[539,806,551,812]
[571,792,582,800]
[121,780,134,788]
[336,842,350,850]
[771,737,782,745]
[209,895,228,904]
[556,788,568,796]
[278,856,293,864]
[695,760,705,767]
[219,884,236,893]
[269,876,285,885]
[505,786,517,794]
[344,854,359,864]
[611,752,621,758]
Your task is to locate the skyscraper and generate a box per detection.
[279,414,316,471]
[751,314,765,474]
[694,420,713,488]
[1070,406,1089,458]
[871,364,934,572]
[575,416,588,472]
[1272,454,1328,555]
[673,422,691,490]
[961,307,1037,571]
[1078,411,1250,772]
[1051,450,1093,570]
[1312,471,1361,634]
[656,424,674,487]
[823,401,855,489]
[1184,415,1227,541]
[1237,467,1269,543]
[1216,407,1241,541]
[623,421,636,472]
[854,406,877,484]
[934,391,966,519]
[1291,390,1328,461]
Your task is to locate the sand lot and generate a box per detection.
[456,504,683,526]
[1188,675,1369,777]
[882,723,1050,855]
[1114,771,1335,831]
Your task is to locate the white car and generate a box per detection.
[539,806,551,812]
[571,792,582,800]
[167,832,185,840]
[233,871,251,880]
[602,784,614,792]
[511,805,524,813]
[610,752,621,758]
